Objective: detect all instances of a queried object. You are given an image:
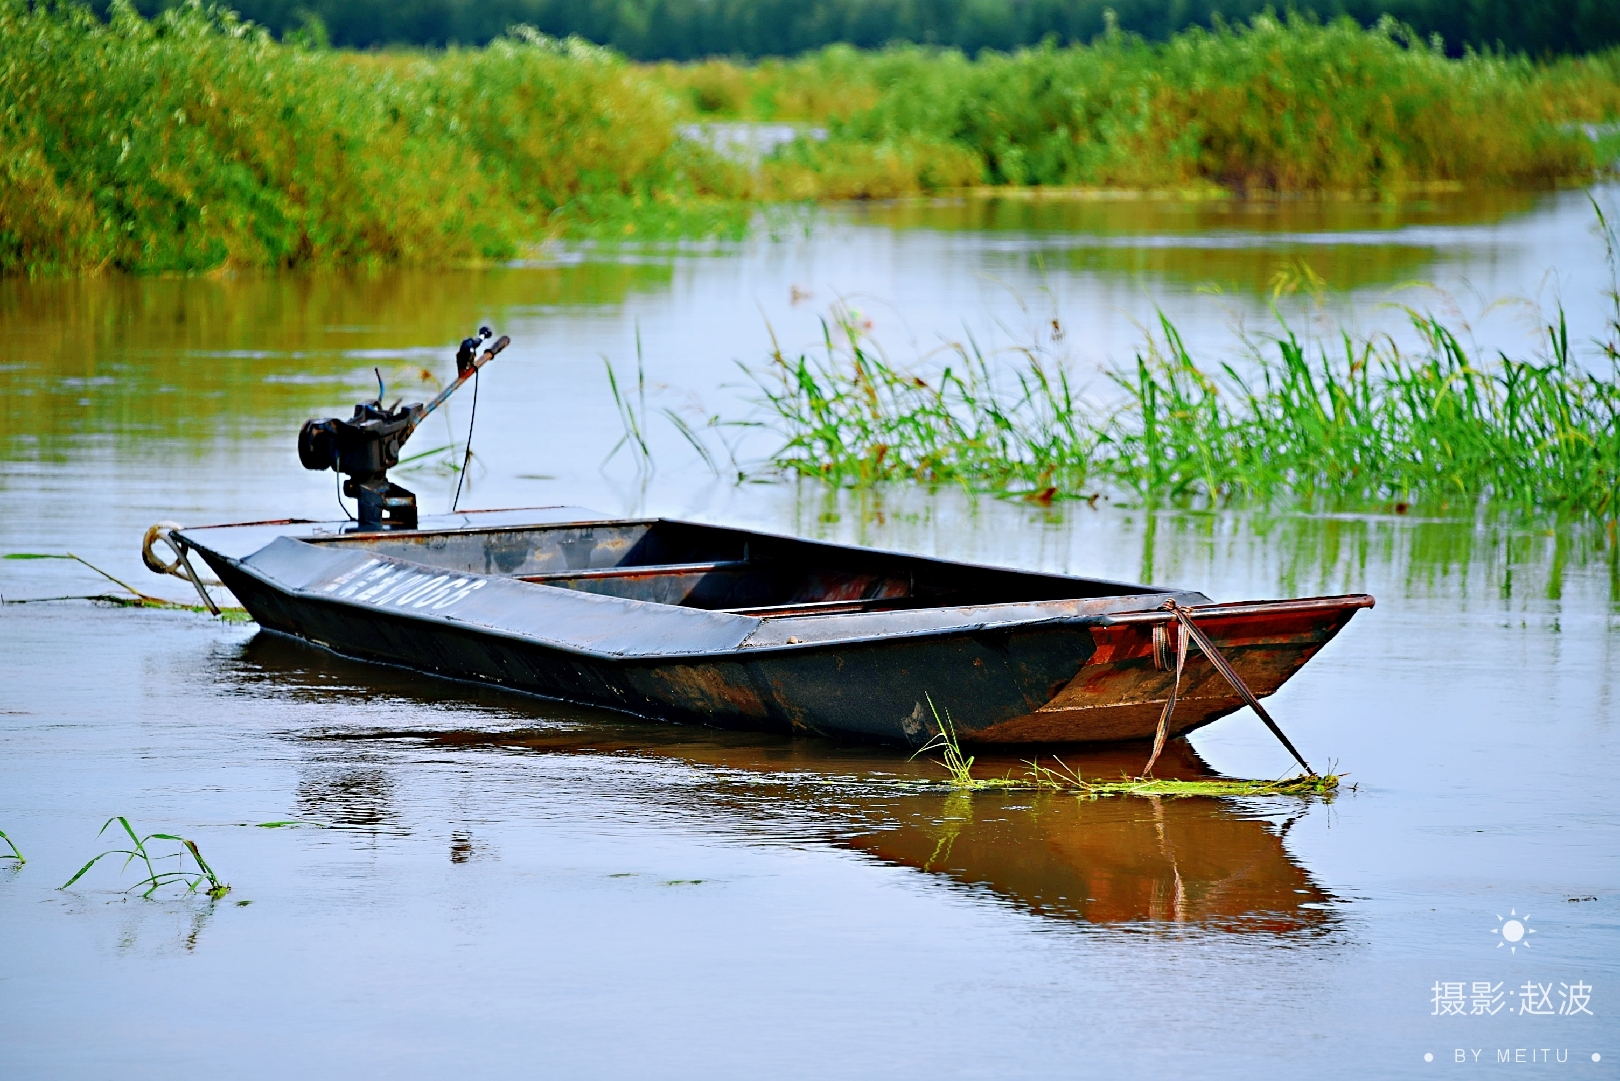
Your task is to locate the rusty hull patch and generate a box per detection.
[635,662,776,727]
[971,604,1360,744]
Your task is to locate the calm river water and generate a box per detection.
[2,187,1616,1078]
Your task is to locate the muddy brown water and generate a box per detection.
[1,189,1616,1078]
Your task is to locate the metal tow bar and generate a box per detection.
[1142,600,1315,779]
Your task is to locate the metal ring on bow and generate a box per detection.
[141,521,188,578]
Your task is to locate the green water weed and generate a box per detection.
[1021,755,1341,798]
[60,817,230,899]
[3,552,249,619]
[4,552,165,603]
[604,328,722,474]
[910,700,1337,797]
[0,828,24,865]
[909,696,977,787]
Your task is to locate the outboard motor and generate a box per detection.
[298,327,509,530]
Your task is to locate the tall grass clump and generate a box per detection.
[747,295,1620,516]
[0,0,745,275]
[7,4,1617,272]
[751,307,1097,492]
[1102,310,1620,513]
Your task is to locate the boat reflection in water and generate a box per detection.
[228,632,1336,935]
[842,740,1333,932]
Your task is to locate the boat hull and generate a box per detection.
[186,510,1372,747]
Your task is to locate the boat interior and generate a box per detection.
[308,518,1154,616]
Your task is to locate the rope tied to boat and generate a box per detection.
[140,522,219,615]
[1141,599,1315,779]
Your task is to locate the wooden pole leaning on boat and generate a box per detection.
[1141,600,1316,779]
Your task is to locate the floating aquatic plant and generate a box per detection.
[1021,755,1341,798]
[911,699,1337,798]
[61,817,230,899]
[0,828,23,865]
[2,552,250,620]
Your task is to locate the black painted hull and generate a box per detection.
[183,509,1371,746]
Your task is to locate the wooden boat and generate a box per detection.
[174,506,1372,747]
[152,328,1372,750]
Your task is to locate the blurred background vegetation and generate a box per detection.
[662,25,1620,198]
[0,0,750,274]
[95,0,1620,59]
[4,0,1618,274]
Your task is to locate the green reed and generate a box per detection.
[747,295,1620,517]
[603,328,720,474]
[909,696,978,787]
[749,310,1097,494]
[61,816,230,899]
[0,828,24,865]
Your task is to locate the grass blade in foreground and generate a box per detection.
[60,818,230,899]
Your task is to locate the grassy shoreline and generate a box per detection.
[658,18,1620,199]
[4,1,1619,276]
[1,0,748,275]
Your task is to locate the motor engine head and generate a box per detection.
[298,399,422,479]
[295,327,507,530]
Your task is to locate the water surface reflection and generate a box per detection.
[847,789,1330,932]
[231,630,1336,935]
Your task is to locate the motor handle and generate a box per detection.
[412,330,510,433]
